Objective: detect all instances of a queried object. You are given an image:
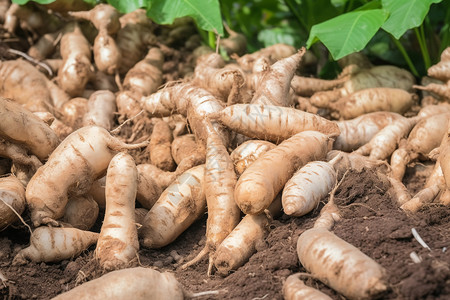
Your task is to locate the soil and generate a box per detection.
[1,164,449,300]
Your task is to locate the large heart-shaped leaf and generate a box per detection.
[306,9,389,60]
[381,0,443,39]
[147,0,223,35]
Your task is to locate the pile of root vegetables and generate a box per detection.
[0,1,449,299]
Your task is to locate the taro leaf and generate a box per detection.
[381,0,443,39]
[306,9,389,60]
[147,0,223,35]
[106,0,147,13]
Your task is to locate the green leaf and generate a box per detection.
[257,27,304,48]
[147,0,223,35]
[381,0,443,39]
[354,0,381,11]
[106,0,147,13]
[12,0,56,4]
[306,9,389,60]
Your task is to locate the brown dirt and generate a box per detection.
[1,166,449,300]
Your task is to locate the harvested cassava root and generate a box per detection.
[297,227,388,299]
[52,267,185,300]
[235,130,332,215]
[13,227,99,264]
[283,273,332,300]
[0,175,26,231]
[26,126,148,227]
[95,152,139,271]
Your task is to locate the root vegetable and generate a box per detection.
[60,97,89,129]
[282,161,336,216]
[63,195,99,231]
[214,196,282,276]
[283,273,333,300]
[51,267,184,300]
[387,176,412,206]
[41,58,63,75]
[251,48,306,106]
[235,131,331,215]
[220,26,247,56]
[210,104,340,143]
[236,43,296,72]
[310,65,415,107]
[58,22,94,96]
[5,3,61,36]
[0,175,26,231]
[134,208,148,225]
[333,111,404,152]
[115,90,142,121]
[182,122,240,274]
[119,8,151,27]
[291,76,346,97]
[139,165,206,248]
[82,90,117,130]
[68,4,120,35]
[330,87,416,120]
[28,30,60,60]
[42,0,93,14]
[414,81,450,101]
[0,139,42,173]
[297,227,388,299]
[92,71,118,92]
[95,152,139,271]
[191,53,245,103]
[355,116,421,160]
[0,59,69,112]
[122,47,164,97]
[437,124,450,194]
[390,113,450,180]
[93,28,121,75]
[417,103,450,118]
[50,117,74,140]
[25,126,148,227]
[427,61,450,82]
[0,97,60,161]
[13,226,98,264]
[149,119,176,171]
[171,134,197,165]
[230,140,276,176]
[88,176,106,208]
[136,163,178,209]
[142,83,227,145]
[400,184,442,212]
[3,3,18,33]
[116,23,157,74]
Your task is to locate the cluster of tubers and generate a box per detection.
[0,1,449,298]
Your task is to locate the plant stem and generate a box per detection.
[208,31,216,50]
[389,33,419,77]
[439,7,450,54]
[414,26,431,70]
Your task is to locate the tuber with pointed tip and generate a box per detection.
[25,126,148,227]
[235,131,331,215]
[13,227,98,264]
[95,152,139,271]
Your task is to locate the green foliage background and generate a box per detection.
[12,0,450,77]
